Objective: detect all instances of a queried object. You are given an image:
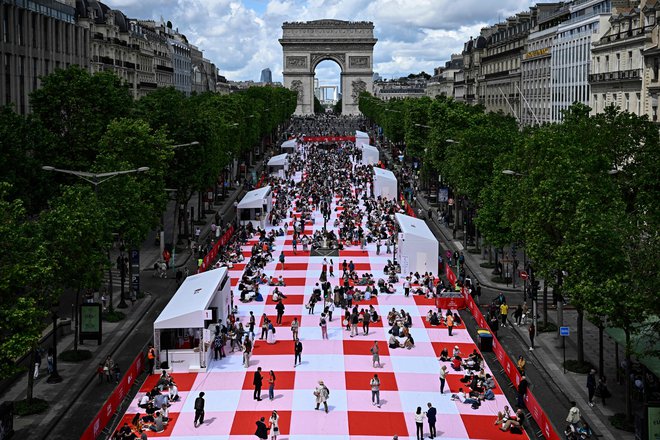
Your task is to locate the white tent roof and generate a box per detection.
[373,166,396,181]
[268,153,288,166]
[355,130,369,139]
[362,144,379,161]
[281,139,297,149]
[237,185,272,210]
[395,213,435,241]
[154,267,229,330]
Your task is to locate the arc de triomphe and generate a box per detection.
[280,20,377,116]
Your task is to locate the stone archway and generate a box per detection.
[280,20,377,116]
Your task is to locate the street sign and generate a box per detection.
[519,271,529,280]
[560,326,570,337]
[438,188,449,203]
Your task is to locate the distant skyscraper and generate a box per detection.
[260,68,273,84]
[372,72,382,81]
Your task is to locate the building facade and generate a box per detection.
[1,0,89,114]
[551,0,612,121]
[520,2,571,125]
[590,2,653,117]
[260,67,272,84]
[426,54,463,98]
[374,78,427,100]
[460,34,489,105]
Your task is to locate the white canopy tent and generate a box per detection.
[153,267,231,372]
[373,167,397,201]
[268,153,289,178]
[237,185,272,227]
[361,144,380,165]
[355,130,370,148]
[281,139,297,152]
[395,213,439,276]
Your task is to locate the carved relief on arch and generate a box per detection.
[351,79,367,102]
[286,56,308,69]
[290,80,304,104]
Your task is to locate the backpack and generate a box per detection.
[324,385,330,397]
[471,401,480,409]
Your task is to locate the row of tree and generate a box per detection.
[359,93,659,418]
[0,66,296,382]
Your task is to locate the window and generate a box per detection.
[628,51,633,70]
[2,5,8,43]
[17,10,23,45]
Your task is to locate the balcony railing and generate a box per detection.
[589,69,642,83]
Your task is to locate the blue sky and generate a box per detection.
[103,0,536,86]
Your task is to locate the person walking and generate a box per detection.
[268,370,276,401]
[278,252,285,270]
[243,338,252,368]
[314,380,329,413]
[587,369,597,407]
[275,300,285,325]
[596,375,611,406]
[248,311,256,340]
[370,374,381,408]
[320,313,328,339]
[268,410,280,440]
[290,318,299,341]
[363,310,371,335]
[261,315,269,340]
[371,341,381,368]
[255,416,268,439]
[193,392,205,428]
[414,406,425,440]
[403,277,411,297]
[426,402,437,439]
[566,401,581,431]
[253,367,263,401]
[439,365,447,394]
[446,313,454,336]
[528,323,536,350]
[294,338,303,367]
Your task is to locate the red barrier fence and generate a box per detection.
[465,294,561,440]
[198,225,235,273]
[80,351,144,440]
[399,194,416,217]
[255,174,266,189]
[301,136,356,142]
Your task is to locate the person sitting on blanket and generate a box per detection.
[388,334,401,349]
[439,347,451,362]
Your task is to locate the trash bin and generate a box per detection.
[478,328,493,352]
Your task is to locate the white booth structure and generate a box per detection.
[237,185,273,228]
[361,144,380,165]
[395,213,439,276]
[355,130,370,148]
[281,139,297,153]
[373,167,398,200]
[153,267,231,372]
[268,153,289,178]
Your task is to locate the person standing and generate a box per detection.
[147,345,156,375]
[500,302,509,327]
[314,380,329,413]
[439,365,447,394]
[528,323,536,350]
[403,277,411,297]
[279,252,285,270]
[290,318,299,341]
[248,311,256,340]
[268,370,276,401]
[253,367,263,401]
[370,374,381,408]
[275,300,285,325]
[596,375,611,406]
[446,313,454,336]
[371,341,381,368]
[193,392,205,428]
[587,369,597,407]
[261,315,269,340]
[425,402,437,439]
[320,313,328,339]
[243,338,252,368]
[414,406,425,440]
[566,401,581,431]
[363,310,371,335]
[255,416,268,439]
[475,281,482,305]
[517,375,528,409]
[327,301,334,321]
[294,338,303,367]
[268,410,280,440]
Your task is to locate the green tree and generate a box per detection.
[30,66,133,171]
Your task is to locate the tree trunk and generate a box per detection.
[107,249,113,312]
[624,329,632,421]
[197,191,203,220]
[598,324,604,375]
[74,287,80,352]
[542,282,548,325]
[27,347,36,403]
[488,246,493,265]
[577,308,584,365]
[557,299,564,344]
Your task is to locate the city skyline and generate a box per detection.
[101,0,537,85]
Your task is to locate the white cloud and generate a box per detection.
[101,0,537,85]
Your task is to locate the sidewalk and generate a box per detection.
[1,155,267,440]
[409,173,629,439]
